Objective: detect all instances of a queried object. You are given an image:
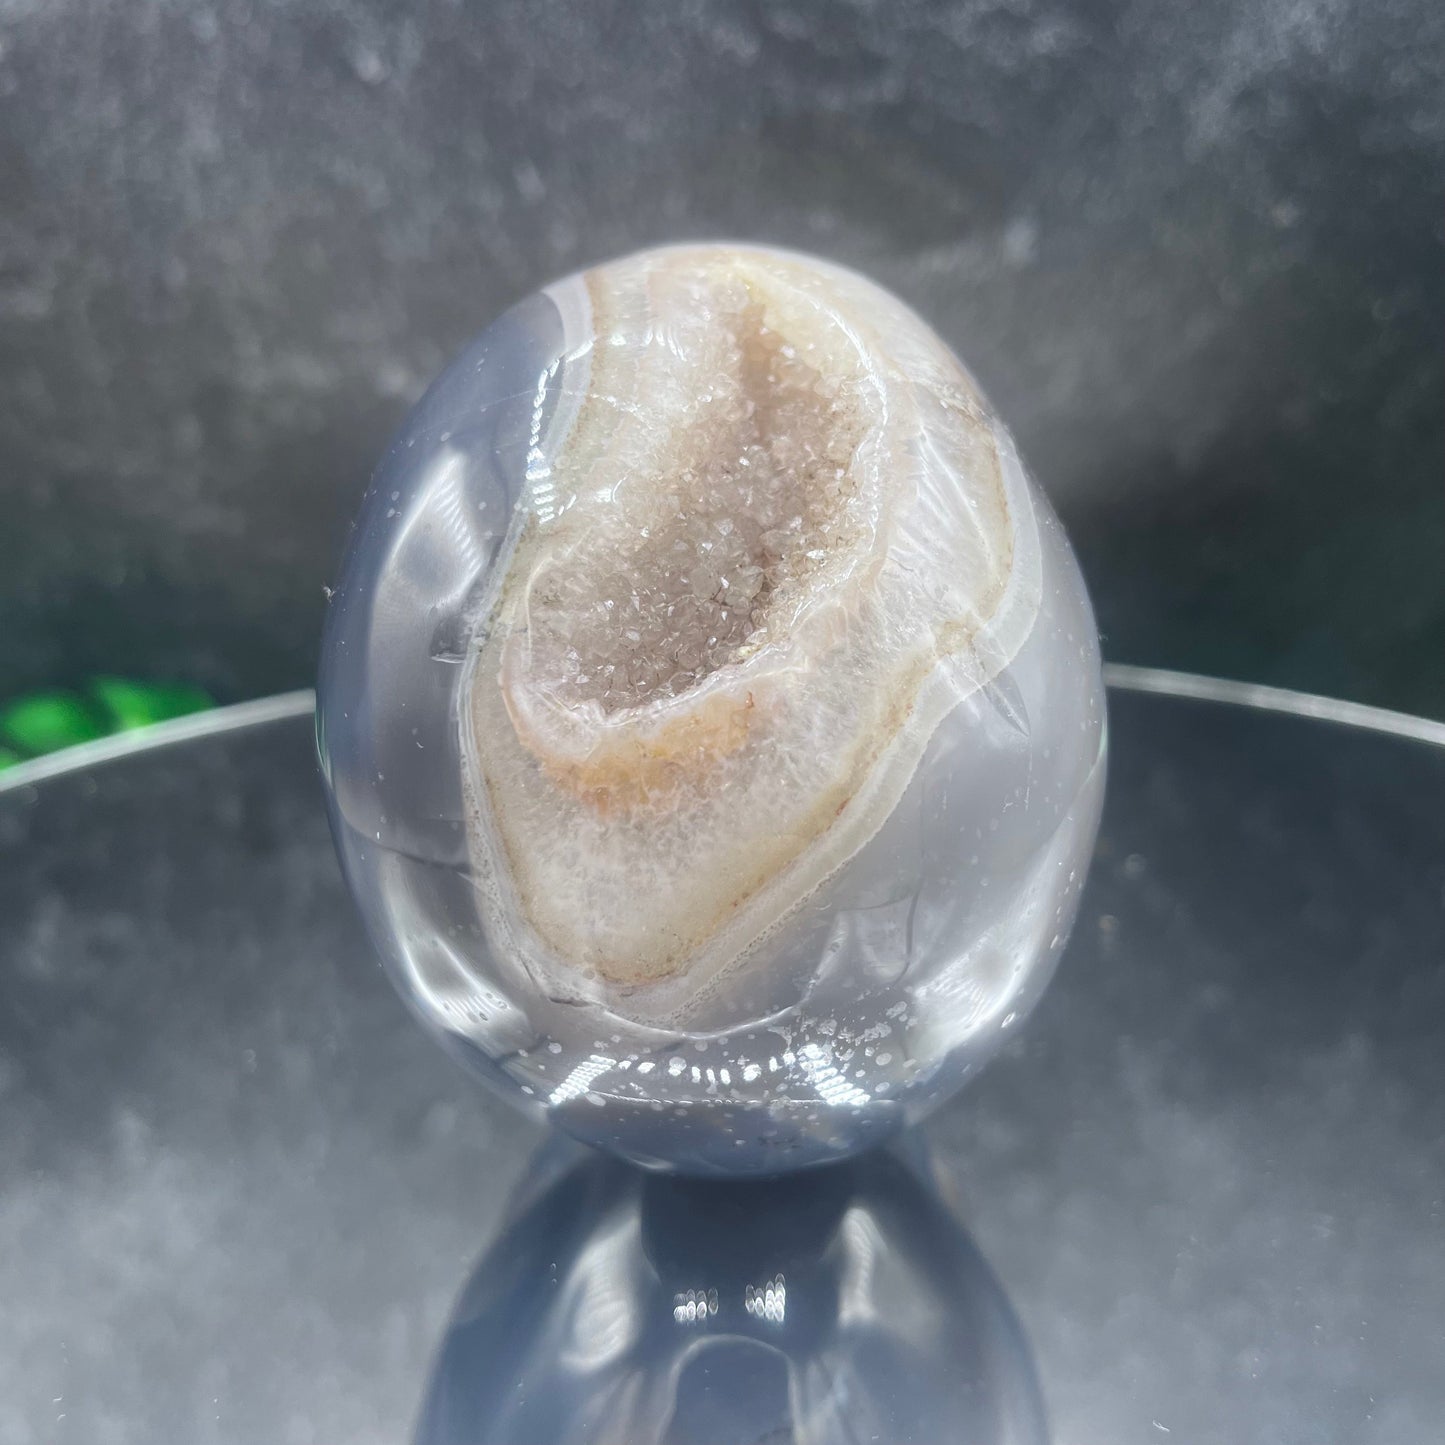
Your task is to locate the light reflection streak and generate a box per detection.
[427,447,486,577]
[835,1207,883,1327]
[525,361,561,523]
[797,1042,871,1109]
[554,1209,642,1374]
[549,1053,616,1107]
[744,1274,787,1324]
[672,1288,719,1325]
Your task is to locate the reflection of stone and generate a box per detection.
[417,1141,1047,1445]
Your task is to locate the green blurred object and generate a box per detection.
[0,678,214,770]
[0,690,108,756]
[89,677,214,733]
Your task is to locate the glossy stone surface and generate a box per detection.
[318,244,1105,1173]
[417,1143,1046,1445]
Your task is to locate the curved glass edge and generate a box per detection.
[4,666,1442,800]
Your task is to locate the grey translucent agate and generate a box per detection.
[318,246,1105,1174]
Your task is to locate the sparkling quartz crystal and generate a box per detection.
[319,244,1105,1174]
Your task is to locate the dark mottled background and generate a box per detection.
[1,0,1441,714]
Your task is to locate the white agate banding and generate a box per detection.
[463,245,1040,993]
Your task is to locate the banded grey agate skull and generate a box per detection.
[318,244,1105,1174]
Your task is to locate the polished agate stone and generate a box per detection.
[318,244,1105,1174]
